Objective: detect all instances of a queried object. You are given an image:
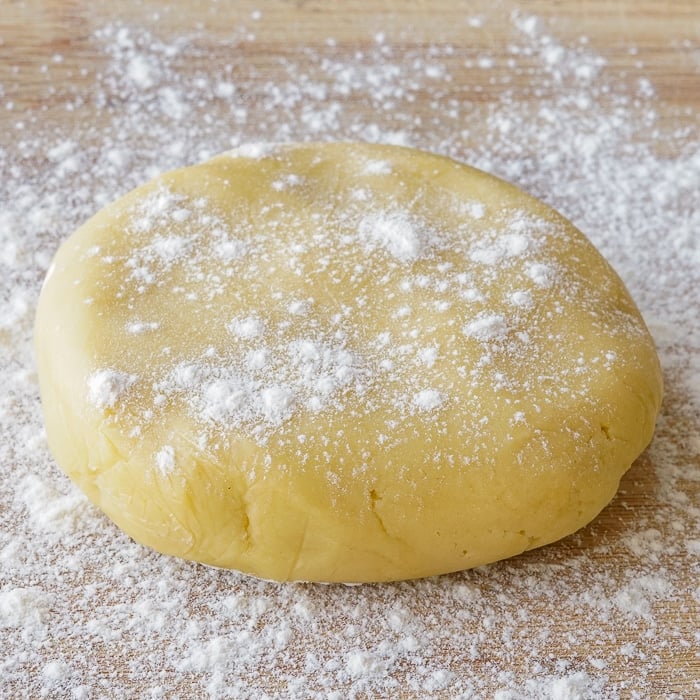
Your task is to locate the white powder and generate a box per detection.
[155,445,176,476]
[87,369,137,409]
[214,238,247,262]
[612,574,672,619]
[126,321,160,334]
[288,299,309,315]
[230,143,283,159]
[169,362,207,389]
[494,672,606,700]
[0,587,53,628]
[358,210,429,261]
[417,346,438,367]
[228,316,265,339]
[260,385,295,423]
[361,159,393,175]
[526,262,555,288]
[271,173,304,191]
[470,232,530,265]
[214,81,236,99]
[2,6,699,700]
[150,332,370,436]
[127,54,158,89]
[509,290,534,308]
[463,313,509,341]
[148,234,190,262]
[346,650,388,677]
[464,201,486,219]
[41,660,68,682]
[200,377,252,423]
[413,389,444,411]
[17,474,92,536]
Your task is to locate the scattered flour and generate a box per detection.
[463,313,509,341]
[228,316,265,339]
[413,388,445,411]
[1,4,698,699]
[358,209,431,261]
[154,445,176,476]
[126,320,160,334]
[87,369,137,409]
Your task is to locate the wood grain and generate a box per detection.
[1,1,698,697]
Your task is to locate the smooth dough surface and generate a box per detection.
[35,142,663,582]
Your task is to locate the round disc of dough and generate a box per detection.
[35,143,662,582]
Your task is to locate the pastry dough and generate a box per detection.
[34,143,663,582]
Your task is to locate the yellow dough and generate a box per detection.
[35,143,662,582]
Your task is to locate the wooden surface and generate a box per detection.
[1,1,699,698]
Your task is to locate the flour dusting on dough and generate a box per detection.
[80,149,647,465]
[358,209,431,261]
[87,369,137,409]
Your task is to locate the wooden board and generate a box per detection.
[1,1,698,697]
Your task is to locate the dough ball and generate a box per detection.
[34,143,662,582]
